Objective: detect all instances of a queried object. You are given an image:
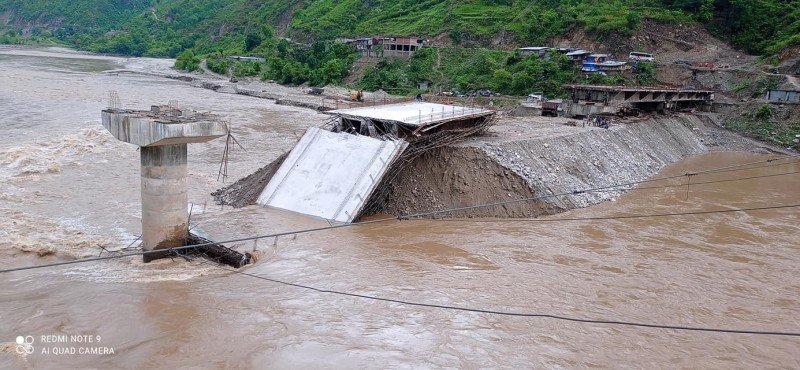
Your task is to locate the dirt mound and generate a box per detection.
[365,114,782,219]
[777,47,800,73]
[344,56,381,85]
[364,146,561,218]
[211,152,288,208]
[634,20,749,64]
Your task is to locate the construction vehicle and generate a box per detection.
[306,87,324,95]
[348,89,364,102]
[541,99,562,117]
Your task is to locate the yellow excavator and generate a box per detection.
[348,89,364,102]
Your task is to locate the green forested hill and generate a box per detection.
[0,0,300,56]
[0,0,798,57]
[0,0,150,30]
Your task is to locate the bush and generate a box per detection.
[174,49,200,72]
[754,104,774,120]
[633,62,656,85]
[205,56,229,75]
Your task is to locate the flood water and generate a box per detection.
[1,47,799,369]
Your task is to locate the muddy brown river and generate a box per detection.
[1,47,799,369]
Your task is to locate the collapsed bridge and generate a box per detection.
[256,102,495,223]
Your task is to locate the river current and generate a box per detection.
[0,46,798,369]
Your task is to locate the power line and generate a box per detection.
[4,169,800,338]
[624,170,800,192]
[203,261,800,338]
[681,156,793,174]
[600,156,797,186]
[402,168,800,220]
[1,159,798,274]
[424,203,800,223]
[2,201,797,274]
[0,218,388,274]
[692,157,797,175]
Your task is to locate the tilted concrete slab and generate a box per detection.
[257,127,408,223]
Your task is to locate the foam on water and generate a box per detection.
[49,257,223,284]
[0,207,115,260]
[0,127,114,178]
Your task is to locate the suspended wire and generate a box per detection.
[203,261,800,338]
[401,167,800,220]
[624,170,800,192]
[2,202,798,274]
[690,157,797,175]
[4,163,800,338]
[686,156,796,174]
[0,217,392,274]
[1,157,798,274]
[425,204,800,223]
[608,156,796,186]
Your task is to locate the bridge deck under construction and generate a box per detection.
[563,84,714,117]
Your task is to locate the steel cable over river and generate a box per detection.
[2,159,798,273]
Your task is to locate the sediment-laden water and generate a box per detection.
[1,47,798,369]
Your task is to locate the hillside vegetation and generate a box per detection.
[1,0,797,148]
[356,47,658,97]
[1,0,798,57]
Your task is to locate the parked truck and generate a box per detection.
[542,99,562,117]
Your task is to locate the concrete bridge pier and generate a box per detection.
[141,144,188,262]
[101,103,226,262]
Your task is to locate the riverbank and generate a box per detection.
[213,112,789,219]
[110,56,402,111]
[94,50,796,220]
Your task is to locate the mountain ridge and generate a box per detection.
[0,0,798,58]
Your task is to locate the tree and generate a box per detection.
[174,49,200,72]
[626,12,641,30]
[492,68,512,92]
[698,0,714,23]
[245,32,262,51]
[277,39,290,58]
[262,25,274,41]
[633,62,655,85]
[449,28,462,45]
[319,58,346,84]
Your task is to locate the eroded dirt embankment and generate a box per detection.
[211,153,288,208]
[363,146,558,218]
[214,115,747,218]
[365,115,708,218]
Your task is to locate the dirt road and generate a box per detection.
[786,74,800,89]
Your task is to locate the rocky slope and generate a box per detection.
[214,113,779,219]
[368,116,709,218]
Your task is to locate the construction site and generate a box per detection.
[218,101,497,223]
[211,90,767,224]
[92,16,799,262]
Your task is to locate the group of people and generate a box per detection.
[586,115,610,129]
